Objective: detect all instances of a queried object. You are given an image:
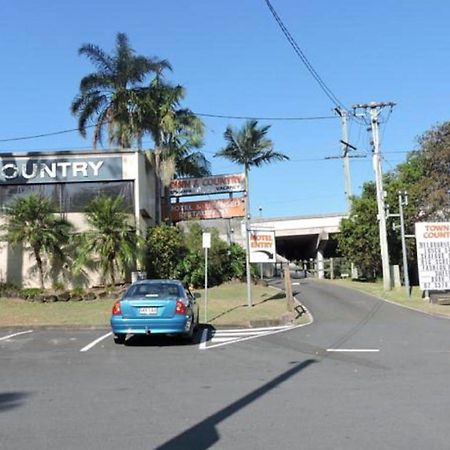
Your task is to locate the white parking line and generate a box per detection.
[326,348,380,353]
[0,330,33,341]
[80,332,112,352]
[200,323,312,350]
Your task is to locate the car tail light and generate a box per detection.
[112,301,122,316]
[175,299,187,315]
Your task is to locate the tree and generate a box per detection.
[413,121,450,220]
[76,196,142,286]
[177,223,246,288]
[134,77,210,221]
[337,182,382,278]
[2,194,73,288]
[71,32,170,148]
[146,224,186,279]
[214,120,289,217]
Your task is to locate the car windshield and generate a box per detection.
[125,283,181,299]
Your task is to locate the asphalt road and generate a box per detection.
[1,279,450,450]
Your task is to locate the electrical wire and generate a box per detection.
[0,113,337,144]
[263,0,347,111]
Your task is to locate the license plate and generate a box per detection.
[139,307,157,315]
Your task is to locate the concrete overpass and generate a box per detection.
[250,212,348,267]
[194,212,348,268]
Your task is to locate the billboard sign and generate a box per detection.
[170,173,245,197]
[0,157,123,184]
[415,222,450,291]
[249,228,276,263]
[171,198,245,222]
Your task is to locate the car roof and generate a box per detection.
[133,279,184,286]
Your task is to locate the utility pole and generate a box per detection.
[387,192,411,298]
[353,102,395,290]
[335,108,353,210]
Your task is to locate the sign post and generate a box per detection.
[415,222,450,301]
[202,232,211,323]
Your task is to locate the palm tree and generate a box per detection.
[71,32,170,148]
[76,196,142,287]
[2,194,73,288]
[134,77,210,221]
[214,120,289,307]
[214,120,289,217]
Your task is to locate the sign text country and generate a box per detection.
[171,198,245,221]
[0,157,123,184]
[170,173,245,197]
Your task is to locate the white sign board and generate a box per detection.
[202,232,211,249]
[415,222,450,291]
[249,229,276,263]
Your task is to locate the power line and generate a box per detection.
[195,112,336,121]
[263,0,346,110]
[0,113,336,144]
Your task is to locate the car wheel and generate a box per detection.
[181,317,195,343]
[113,333,126,344]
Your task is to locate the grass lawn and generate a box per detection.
[197,282,307,326]
[322,278,450,318]
[0,282,308,328]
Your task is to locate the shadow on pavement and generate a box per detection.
[0,392,30,413]
[155,359,317,450]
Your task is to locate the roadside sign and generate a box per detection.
[171,198,245,222]
[249,228,276,263]
[202,232,211,249]
[170,173,245,197]
[415,222,450,291]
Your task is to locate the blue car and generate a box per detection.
[110,279,200,344]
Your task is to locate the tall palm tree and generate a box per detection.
[76,196,142,287]
[134,77,210,221]
[214,120,289,218]
[2,194,73,288]
[71,32,170,148]
[214,120,289,307]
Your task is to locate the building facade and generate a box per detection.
[0,149,156,287]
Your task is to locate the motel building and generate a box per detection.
[0,149,156,288]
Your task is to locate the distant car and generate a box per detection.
[110,279,200,344]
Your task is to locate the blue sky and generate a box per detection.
[1,0,449,218]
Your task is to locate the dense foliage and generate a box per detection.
[146,223,186,279]
[75,196,143,286]
[337,120,450,280]
[1,194,73,288]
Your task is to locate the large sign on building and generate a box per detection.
[0,157,123,184]
[171,198,245,222]
[249,228,276,263]
[170,173,245,197]
[415,222,450,291]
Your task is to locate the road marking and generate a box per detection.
[0,330,33,341]
[80,332,112,352]
[326,348,380,353]
[200,324,308,350]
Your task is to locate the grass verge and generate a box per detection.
[321,278,450,318]
[197,282,308,327]
[0,282,309,328]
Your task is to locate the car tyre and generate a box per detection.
[113,333,126,344]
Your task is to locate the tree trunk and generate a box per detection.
[34,248,45,289]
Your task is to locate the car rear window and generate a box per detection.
[126,283,181,298]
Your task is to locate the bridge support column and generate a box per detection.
[317,249,325,279]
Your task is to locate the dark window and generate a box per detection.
[62,181,134,212]
[0,181,134,213]
[126,283,181,298]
